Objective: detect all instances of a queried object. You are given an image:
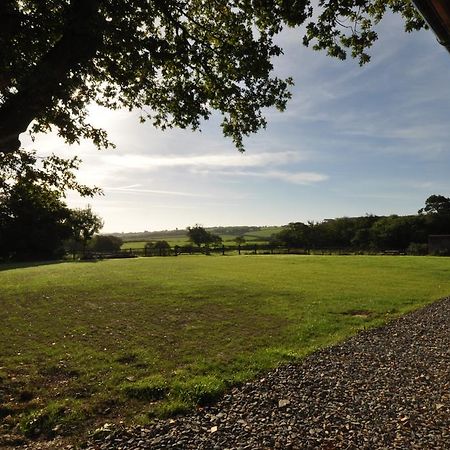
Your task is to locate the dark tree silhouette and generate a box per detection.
[0,1,424,155]
[0,149,101,260]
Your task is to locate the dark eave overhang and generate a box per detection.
[412,0,450,53]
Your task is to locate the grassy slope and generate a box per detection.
[1,256,450,439]
[243,226,282,240]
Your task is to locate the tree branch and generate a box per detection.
[0,0,102,154]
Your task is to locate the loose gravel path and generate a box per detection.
[84,297,450,450]
[18,297,449,449]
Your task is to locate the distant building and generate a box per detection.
[428,235,450,254]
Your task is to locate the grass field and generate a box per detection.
[1,255,450,441]
[242,226,282,240]
[121,237,189,249]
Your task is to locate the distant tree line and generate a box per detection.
[110,228,187,241]
[206,226,260,236]
[272,195,450,255]
[2,153,448,262]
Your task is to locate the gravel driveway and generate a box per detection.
[83,296,450,449]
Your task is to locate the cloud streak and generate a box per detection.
[103,185,214,198]
[101,150,308,171]
[192,168,328,185]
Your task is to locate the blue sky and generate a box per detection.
[23,12,450,233]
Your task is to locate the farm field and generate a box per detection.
[121,237,189,249]
[1,255,450,442]
[121,236,265,249]
[119,227,282,249]
[242,226,283,240]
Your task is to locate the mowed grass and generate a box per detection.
[1,255,450,439]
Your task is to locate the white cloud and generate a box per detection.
[103,185,213,198]
[192,168,328,185]
[101,150,307,171]
[269,171,328,184]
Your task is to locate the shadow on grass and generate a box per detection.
[0,259,101,272]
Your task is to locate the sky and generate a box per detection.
[22,11,450,233]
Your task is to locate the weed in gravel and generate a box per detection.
[20,400,86,438]
[150,399,191,418]
[122,375,168,401]
[171,375,226,406]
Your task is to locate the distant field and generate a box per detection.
[121,234,189,247]
[120,228,281,249]
[121,237,189,249]
[2,255,449,442]
[121,240,149,249]
[243,226,282,239]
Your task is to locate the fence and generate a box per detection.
[83,244,399,259]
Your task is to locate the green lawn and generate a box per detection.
[1,255,450,440]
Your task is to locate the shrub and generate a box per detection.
[406,242,428,256]
[433,248,450,257]
[89,235,123,253]
[145,240,171,256]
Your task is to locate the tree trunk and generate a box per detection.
[0,0,102,154]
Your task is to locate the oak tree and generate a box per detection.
[68,205,104,256]
[0,0,424,155]
[419,195,450,216]
[187,224,221,247]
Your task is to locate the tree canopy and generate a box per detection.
[187,225,222,247]
[69,205,104,254]
[0,0,425,155]
[419,195,450,216]
[0,149,102,260]
[0,176,71,260]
